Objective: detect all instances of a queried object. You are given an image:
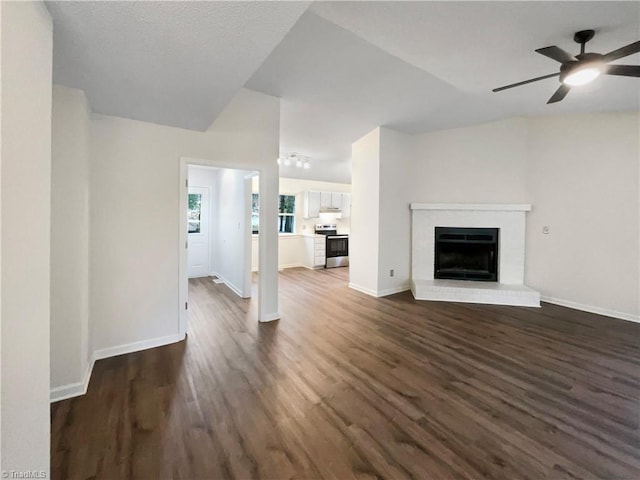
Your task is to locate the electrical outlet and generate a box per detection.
[542,226,550,234]
[390,269,394,277]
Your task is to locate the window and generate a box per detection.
[252,193,260,234]
[188,193,202,233]
[251,193,296,234]
[278,195,295,233]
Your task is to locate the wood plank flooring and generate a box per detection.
[51,267,640,479]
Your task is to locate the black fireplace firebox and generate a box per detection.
[434,227,499,282]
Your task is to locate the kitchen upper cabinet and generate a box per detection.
[341,193,351,218]
[303,190,351,219]
[331,192,342,208]
[303,191,320,219]
[320,192,332,209]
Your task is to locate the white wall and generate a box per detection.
[526,112,639,319]
[350,128,381,295]
[251,235,305,272]
[1,0,52,471]
[90,88,280,355]
[377,128,413,295]
[350,127,414,297]
[212,168,252,296]
[189,165,253,296]
[411,118,528,203]
[405,113,638,320]
[50,86,92,399]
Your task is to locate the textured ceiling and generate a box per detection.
[48,1,639,184]
[246,11,465,183]
[249,1,639,183]
[310,1,640,94]
[47,1,310,130]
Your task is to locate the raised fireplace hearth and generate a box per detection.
[435,227,498,281]
[410,203,540,307]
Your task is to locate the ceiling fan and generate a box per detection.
[493,30,640,104]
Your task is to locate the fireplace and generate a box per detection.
[434,227,498,282]
[410,203,539,307]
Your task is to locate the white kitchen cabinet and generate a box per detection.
[303,191,321,219]
[303,235,326,268]
[331,192,342,208]
[320,191,332,209]
[303,190,351,219]
[341,193,351,219]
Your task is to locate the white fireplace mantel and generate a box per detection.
[411,203,531,212]
[410,203,540,307]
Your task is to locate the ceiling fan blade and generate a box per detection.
[492,72,559,92]
[535,46,576,63]
[602,40,640,62]
[547,84,571,104]
[606,64,640,77]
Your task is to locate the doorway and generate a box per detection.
[182,163,256,335]
[179,157,281,335]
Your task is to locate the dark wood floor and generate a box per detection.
[51,267,640,479]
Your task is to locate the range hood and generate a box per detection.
[319,206,342,213]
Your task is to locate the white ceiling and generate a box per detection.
[249,2,639,183]
[310,1,640,95]
[247,11,465,183]
[47,1,309,130]
[48,1,639,184]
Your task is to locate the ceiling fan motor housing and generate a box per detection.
[574,29,596,45]
[559,53,605,82]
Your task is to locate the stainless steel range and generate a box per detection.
[315,224,349,268]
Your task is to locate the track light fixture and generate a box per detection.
[277,153,311,169]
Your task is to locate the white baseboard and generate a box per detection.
[349,283,377,296]
[50,357,95,403]
[259,311,281,322]
[349,283,411,298]
[254,263,308,273]
[278,263,304,270]
[93,332,185,361]
[377,285,411,297]
[541,296,640,323]
[51,332,185,402]
[211,272,245,298]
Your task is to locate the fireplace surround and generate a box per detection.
[410,203,540,307]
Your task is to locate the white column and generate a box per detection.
[1,0,52,473]
[258,166,280,321]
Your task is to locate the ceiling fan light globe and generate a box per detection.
[562,66,602,86]
[303,162,310,169]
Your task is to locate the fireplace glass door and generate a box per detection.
[434,227,498,281]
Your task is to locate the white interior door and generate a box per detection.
[187,186,210,278]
